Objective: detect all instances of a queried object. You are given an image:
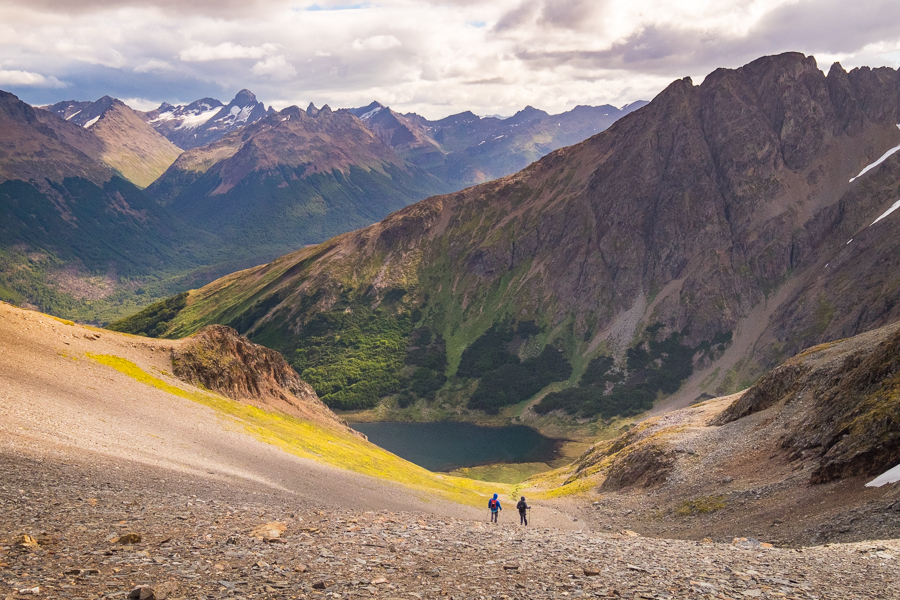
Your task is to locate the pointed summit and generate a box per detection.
[231,89,259,108]
[347,101,384,120]
[140,90,269,150]
[306,102,318,116]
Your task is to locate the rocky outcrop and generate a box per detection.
[713,321,900,483]
[171,325,358,435]
[599,442,675,492]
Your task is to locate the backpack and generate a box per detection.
[489,498,498,510]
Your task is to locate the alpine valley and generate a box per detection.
[111,52,900,436]
[0,88,638,323]
[3,51,900,599]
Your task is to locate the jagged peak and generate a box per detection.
[306,102,318,116]
[231,89,259,107]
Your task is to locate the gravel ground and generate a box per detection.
[1,303,899,598]
[2,446,898,600]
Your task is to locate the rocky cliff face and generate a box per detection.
[172,324,358,435]
[122,52,900,419]
[713,321,900,484]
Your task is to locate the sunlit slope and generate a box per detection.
[0,301,509,513]
[87,352,509,507]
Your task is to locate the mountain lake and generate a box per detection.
[349,421,563,472]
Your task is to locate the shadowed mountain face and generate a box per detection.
[139,89,273,150]
[348,100,648,188]
[125,52,900,419]
[45,96,182,188]
[146,104,451,263]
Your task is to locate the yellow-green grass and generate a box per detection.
[86,353,509,507]
[446,462,552,484]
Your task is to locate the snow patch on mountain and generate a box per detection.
[867,462,900,487]
[174,107,222,130]
[849,124,900,183]
[360,106,383,121]
[870,199,900,226]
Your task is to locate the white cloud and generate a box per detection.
[3,0,900,119]
[251,55,298,79]
[351,35,401,51]
[121,97,164,111]
[179,42,279,62]
[0,69,65,87]
[134,59,173,73]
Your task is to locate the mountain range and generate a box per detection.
[145,103,450,261]
[347,100,647,187]
[0,90,226,321]
[112,52,900,426]
[2,84,638,320]
[138,89,272,150]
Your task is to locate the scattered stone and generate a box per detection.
[115,533,142,545]
[1,453,896,600]
[14,535,39,549]
[249,521,286,541]
[155,581,177,599]
[15,587,40,595]
[127,585,156,600]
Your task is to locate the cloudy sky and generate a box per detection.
[3,0,900,119]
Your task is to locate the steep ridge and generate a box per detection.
[44,96,182,188]
[349,100,648,187]
[0,90,223,321]
[538,320,900,546]
[0,91,109,184]
[171,323,357,434]
[139,89,272,150]
[146,104,450,262]
[115,52,900,423]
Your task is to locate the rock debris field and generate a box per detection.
[2,452,898,600]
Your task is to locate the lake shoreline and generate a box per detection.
[350,421,569,475]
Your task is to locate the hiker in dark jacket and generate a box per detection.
[488,493,502,523]
[516,496,530,525]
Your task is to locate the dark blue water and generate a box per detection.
[350,421,561,472]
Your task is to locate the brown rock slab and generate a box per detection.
[249,521,286,541]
